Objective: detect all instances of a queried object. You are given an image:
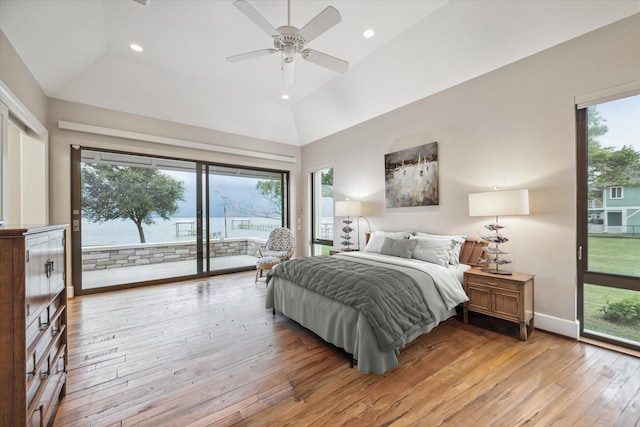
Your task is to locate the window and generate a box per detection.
[577,93,640,351]
[72,147,289,294]
[610,186,623,199]
[310,167,333,255]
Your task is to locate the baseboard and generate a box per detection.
[67,285,74,299]
[535,312,580,339]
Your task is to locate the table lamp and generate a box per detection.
[468,188,529,275]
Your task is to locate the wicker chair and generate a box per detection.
[255,227,295,283]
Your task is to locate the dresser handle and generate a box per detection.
[46,259,55,278]
[39,322,49,331]
[40,371,49,380]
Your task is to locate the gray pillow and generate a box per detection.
[379,237,417,259]
[410,236,455,267]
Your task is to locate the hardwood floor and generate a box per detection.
[53,271,640,426]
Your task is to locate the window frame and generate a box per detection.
[610,186,623,199]
[310,167,333,255]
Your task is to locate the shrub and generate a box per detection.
[601,296,640,324]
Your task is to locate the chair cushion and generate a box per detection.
[261,250,289,259]
[266,228,295,252]
[256,256,281,267]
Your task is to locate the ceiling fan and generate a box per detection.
[226,0,349,87]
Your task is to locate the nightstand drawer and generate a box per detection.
[465,275,521,293]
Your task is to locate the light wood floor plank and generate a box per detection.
[53,271,640,426]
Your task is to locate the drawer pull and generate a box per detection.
[46,259,54,278]
[39,322,49,331]
[40,371,49,380]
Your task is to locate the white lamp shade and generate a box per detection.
[335,200,362,217]
[468,189,530,217]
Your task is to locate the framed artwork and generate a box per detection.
[385,142,438,207]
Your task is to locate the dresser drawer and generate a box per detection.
[26,309,50,351]
[37,345,67,426]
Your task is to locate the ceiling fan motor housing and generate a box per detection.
[274,26,306,57]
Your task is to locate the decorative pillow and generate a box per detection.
[413,232,466,266]
[364,231,410,253]
[379,237,417,259]
[409,236,456,267]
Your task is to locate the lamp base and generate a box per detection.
[480,268,513,275]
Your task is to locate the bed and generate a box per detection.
[265,231,486,374]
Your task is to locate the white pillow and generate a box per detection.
[364,231,410,253]
[414,232,466,266]
[409,235,456,267]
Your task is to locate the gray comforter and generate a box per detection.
[267,256,433,351]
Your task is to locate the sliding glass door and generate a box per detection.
[71,147,289,294]
[76,150,201,291]
[577,94,640,350]
[207,165,288,272]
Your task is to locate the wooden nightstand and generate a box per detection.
[463,268,535,340]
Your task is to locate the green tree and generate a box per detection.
[321,168,333,197]
[253,180,282,219]
[587,107,640,200]
[81,164,185,243]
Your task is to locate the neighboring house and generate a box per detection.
[588,185,640,234]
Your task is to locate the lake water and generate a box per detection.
[81,216,281,246]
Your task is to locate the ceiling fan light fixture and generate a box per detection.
[130,43,143,52]
[363,29,375,38]
[281,94,289,100]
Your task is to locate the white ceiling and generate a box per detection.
[1,0,638,146]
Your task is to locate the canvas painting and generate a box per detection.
[385,142,438,207]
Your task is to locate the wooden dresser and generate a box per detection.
[0,224,68,427]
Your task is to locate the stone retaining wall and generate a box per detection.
[82,238,265,271]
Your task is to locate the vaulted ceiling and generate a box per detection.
[1,0,638,146]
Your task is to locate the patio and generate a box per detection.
[82,255,258,289]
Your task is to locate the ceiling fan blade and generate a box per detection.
[297,6,341,44]
[233,0,280,38]
[302,49,349,73]
[283,57,295,88]
[226,49,277,63]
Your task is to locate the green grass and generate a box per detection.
[587,235,640,277]
[583,284,640,343]
[584,236,640,344]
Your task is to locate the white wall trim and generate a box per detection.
[58,120,297,164]
[575,79,640,109]
[535,312,580,339]
[0,80,48,137]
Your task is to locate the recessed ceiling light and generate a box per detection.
[281,94,289,100]
[130,43,143,52]
[363,29,375,38]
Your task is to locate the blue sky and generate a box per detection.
[596,94,640,151]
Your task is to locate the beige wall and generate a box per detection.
[0,30,47,127]
[6,122,47,224]
[46,98,302,252]
[1,29,49,223]
[301,13,640,337]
